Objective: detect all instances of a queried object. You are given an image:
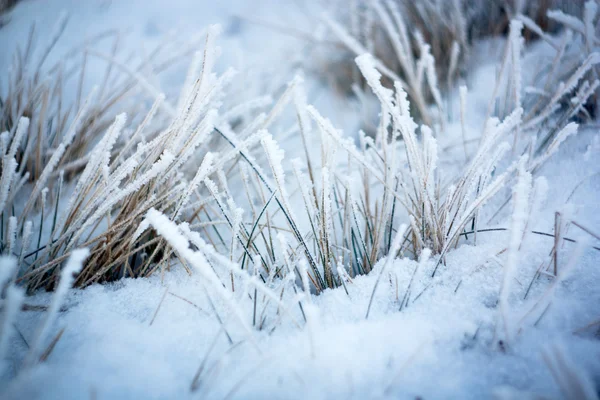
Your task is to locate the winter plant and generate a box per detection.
[0,0,599,393]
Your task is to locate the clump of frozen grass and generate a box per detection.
[336,2,597,252]
[0,5,596,384]
[0,18,179,286]
[0,21,301,381]
[239,11,593,295]
[0,20,286,292]
[513,10,596,135]
[190,21,590,302]
[0,0,588,300]
[505,2,600,152]
[321,1,594,132]
[320,0,467,118]
[310,53,521,263]
[193,52,572,305]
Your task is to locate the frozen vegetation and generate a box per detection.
[0,0,599,398]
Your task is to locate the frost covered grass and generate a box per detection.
[0,0,600,398]
[0,20,278,291]
[319,0,588,117]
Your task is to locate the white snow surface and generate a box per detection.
[1,1,600,399]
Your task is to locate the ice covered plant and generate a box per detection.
[193,23,586,296]
[192,61,516,296]
[0,0,592,307]
[308,54,521,263]
[288,31,583,289]
[498,2,600,154]
[0,23,275,291]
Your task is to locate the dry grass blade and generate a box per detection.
[38,327,65,363]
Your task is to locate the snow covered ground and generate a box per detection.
[1,1,600,399]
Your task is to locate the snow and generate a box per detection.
[21,249,89,369]
[3,239,600,399]
[1,0,600,399]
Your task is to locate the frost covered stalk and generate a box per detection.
[259,129,325,289]
[227,198,244,267]
[23,249,89,368]
[6,216,17,256]
[509,19,523,150]
[0,117,29,216]
[320,166,335,286]
[19,221,33,267]
[261,132,293,219]
[0,257,24,362]
[498,163,532,345]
